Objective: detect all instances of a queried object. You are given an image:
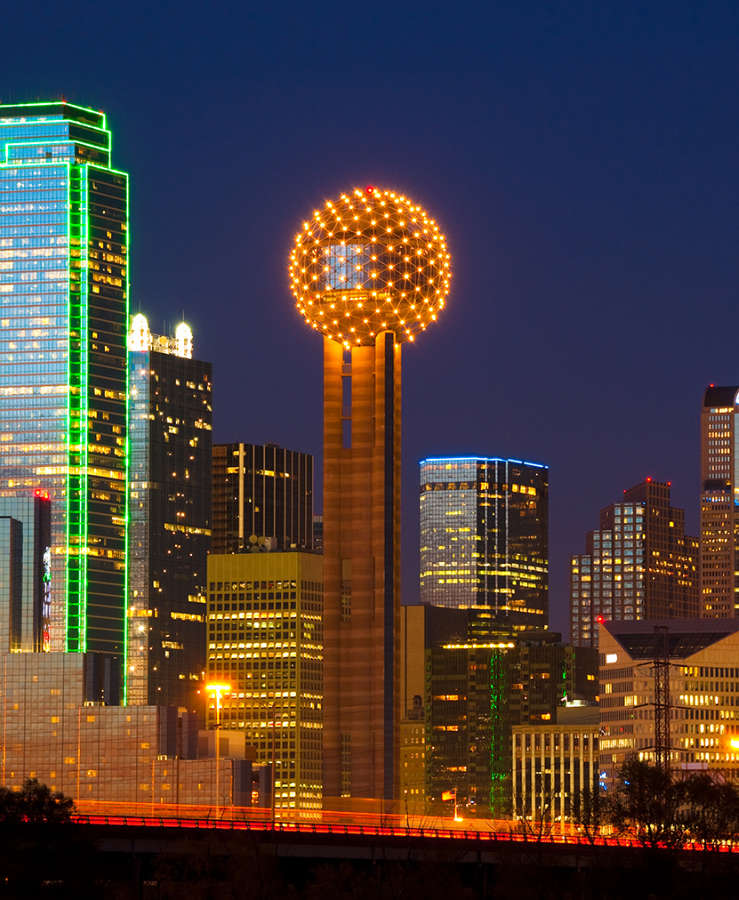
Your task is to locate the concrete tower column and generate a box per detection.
[322,332,401,804]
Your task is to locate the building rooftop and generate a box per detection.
[703,385,739,407]
[602,618,739,659]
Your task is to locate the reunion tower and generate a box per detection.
[289,186,451,803]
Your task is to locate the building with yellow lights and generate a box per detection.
[700,385,739,618]
[570,479,699,648]
[127,314,212,708]
[289,186,451,804]
[0,652,250,809]
[205,552,322,810]
[512,705,600,827]
[419,456,549,628]
[599,619,739,787]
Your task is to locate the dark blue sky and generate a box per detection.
[6,1,739,633]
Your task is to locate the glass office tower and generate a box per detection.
[128,314,212,708]
[0,102,128,700]
[211,442,313,553]
[419,457,549,629]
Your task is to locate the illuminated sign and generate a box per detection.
[42,546,51,652]
[605,653,618,664]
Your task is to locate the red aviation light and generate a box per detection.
[34,488,49,499]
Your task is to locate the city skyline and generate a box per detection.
[4,4,739,643]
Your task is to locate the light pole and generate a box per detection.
[269,701,277,824]
[206,682,231,819]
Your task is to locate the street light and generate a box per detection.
[268,701,277,824]
[206,682,231,818]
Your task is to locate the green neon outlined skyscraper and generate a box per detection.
[0,101,129,701]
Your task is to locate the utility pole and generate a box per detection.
[653,625,671,775]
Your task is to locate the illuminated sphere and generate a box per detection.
[289,186,451,346]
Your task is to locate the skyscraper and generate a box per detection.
[289,186,451,803]
[211,442,313,553]
[700,385,739,618]
[205,551,323,810]
[0,102,128,700]
[127,314,212,708]
[419,456,549,629]
[570,479,699,647]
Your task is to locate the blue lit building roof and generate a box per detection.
[419,456,548,469]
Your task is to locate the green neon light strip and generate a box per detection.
[2,138,111,166]
[4,130,112,150]
[0,100,107,129]
[87,162,131,700]
[79,164,89,652]
[65,163,85,652]
[64,162,72,653]
[123,169,130,703]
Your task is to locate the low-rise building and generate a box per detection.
[0,652,249,809]
[512,705,600,825]
[599,619,739,786]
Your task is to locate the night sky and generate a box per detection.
[5,2,739,634]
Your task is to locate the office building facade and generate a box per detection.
[127,314,212,708]
[211,442,313,553]
[0,101,128,699]
[570,479,699,648]
[511,706,600,826]
[0,652,249,808]
[419,456,549,628]
[598,618,739,787]
[426,622,597,817]
[0,492,51,651]
[700,385,739,618]
[206,552,323,810]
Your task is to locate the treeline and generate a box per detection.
[575,758,739,850]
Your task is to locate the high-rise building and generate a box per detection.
[598,618,739,787]
[211,443,313,553]
[127,314,212,708]
[0,492,51,651]
[700,385,739,618]
[289,186,451,803]
[205,551,323,810]
[0,102,129,701]
[419,456,549,629]
[570,479,699,648]
[426,624,597,817]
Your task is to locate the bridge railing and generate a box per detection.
[69,810,739,854]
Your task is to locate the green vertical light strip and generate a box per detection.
[122,168,130,704]
[489,650,507,815]
[64,161,72,652]
[79,164,89,652]
[66,163,84,651]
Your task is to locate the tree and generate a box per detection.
[0,778,74,824]
[681,772,739,851]
[572,784,610,845]
[608,758,688,850]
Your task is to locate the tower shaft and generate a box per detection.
[322,333,401,803]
